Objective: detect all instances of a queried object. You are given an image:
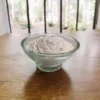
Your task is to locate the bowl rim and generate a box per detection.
[21,33,80,56]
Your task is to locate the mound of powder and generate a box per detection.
[26,34,73,54]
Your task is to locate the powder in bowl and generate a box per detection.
[26,34,74,54]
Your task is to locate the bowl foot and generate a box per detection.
[37,65,61,73]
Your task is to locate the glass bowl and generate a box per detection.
[21,34,80,72]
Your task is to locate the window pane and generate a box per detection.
[62,0,77,33]
[8,0,28,33]
[46,0,60,33]
[78,0,95,30]
[29,0,44,34]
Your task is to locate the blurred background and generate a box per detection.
[3,0,97,34]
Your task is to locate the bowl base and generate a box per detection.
[37,65,61,72]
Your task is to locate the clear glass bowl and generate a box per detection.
[21,34,80,72]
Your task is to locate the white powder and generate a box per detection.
[27,34,73,54]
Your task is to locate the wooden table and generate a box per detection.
[0,30,100,100]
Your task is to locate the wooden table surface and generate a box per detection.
[0,30,100,100]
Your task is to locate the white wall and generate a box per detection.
[0,0,10,35]
[96,1,100,29]
[0,1,4,34]
[96,3,100,29]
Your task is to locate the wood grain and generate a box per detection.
[0,30,100,100]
